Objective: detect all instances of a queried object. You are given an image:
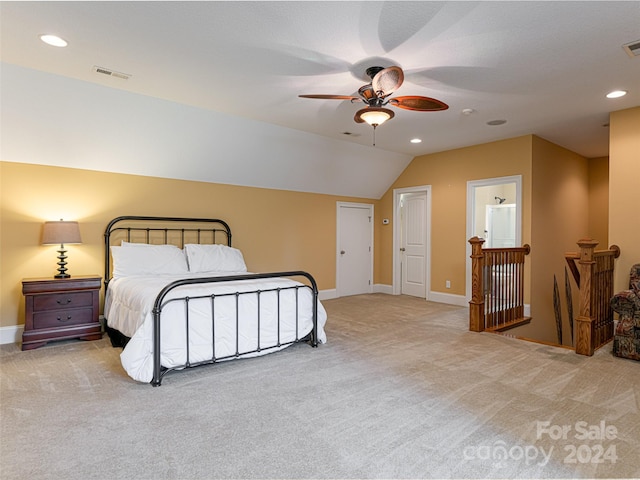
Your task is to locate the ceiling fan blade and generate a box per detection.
[299,94,361,100]
[388,96,449,111]
[372,66,404,97]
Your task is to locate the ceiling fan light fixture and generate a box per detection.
[355,107,394,127]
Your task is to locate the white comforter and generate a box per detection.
[104,272,327,383]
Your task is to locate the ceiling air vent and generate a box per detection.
[92,65,131,80]
[622,40,640,58]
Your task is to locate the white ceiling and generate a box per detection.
[1,1,639,196]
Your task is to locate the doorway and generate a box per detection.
[336,202,373,297]
[466,175,522,302]
[393,186,431,298]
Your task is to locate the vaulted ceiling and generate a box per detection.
[1,1,639,198]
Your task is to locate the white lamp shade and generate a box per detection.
[355,107,395,126]
[42,221,82,245]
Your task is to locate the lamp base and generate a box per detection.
[55,245,70,279]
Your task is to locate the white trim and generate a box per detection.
[465,175,522,303]
[336,202,374,297]
[428,291,469,307]
[373,284,393,295]
[0,325,23,345]
[393,186,432,298]
[319,289,337,301]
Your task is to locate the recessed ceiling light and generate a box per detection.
[606,90,627,99]
[410,138,422,144]
[487,119,507,126]
[40,34,68,47]
[461,108,475,115]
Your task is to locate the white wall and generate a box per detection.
[1,63,412,199]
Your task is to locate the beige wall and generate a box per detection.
[3,111,636,340]
[609,107,640,290]
[376,134,601,345]
[588,156,609,248]
[0,162,372,328]
[525,137,589,345]
[376,135,533,295]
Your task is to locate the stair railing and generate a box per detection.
[469,236,531,332]
[565,239,620,356]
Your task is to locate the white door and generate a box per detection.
[337,203,373,297]
[401,192,427,297]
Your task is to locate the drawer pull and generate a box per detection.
[57,315,72,322]
[57,298,72,305]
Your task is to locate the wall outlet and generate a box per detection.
[446,280,451,289]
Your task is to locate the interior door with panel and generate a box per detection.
[401,192,427,297]
[337,203,373,297]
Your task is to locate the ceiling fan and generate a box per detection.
[299,65,449,131]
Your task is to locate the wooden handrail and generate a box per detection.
[564,252,581,288]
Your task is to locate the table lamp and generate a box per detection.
[42,219,82,278]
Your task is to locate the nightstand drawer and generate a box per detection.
[33,291,94,312]
[33,307,95,330]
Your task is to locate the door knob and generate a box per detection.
[340,250,345,255]
[400,248,406,252]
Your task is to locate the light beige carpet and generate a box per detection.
[1,294,638,479]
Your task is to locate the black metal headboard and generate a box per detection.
[104,216,232,288]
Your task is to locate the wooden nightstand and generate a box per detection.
[22,275,102,351]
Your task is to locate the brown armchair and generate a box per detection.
[611,263,640,360]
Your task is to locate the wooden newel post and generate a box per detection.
[575,239,598,356]
[469,236,486,332]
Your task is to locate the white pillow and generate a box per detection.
[111,244,189,277]
[185,244,247,273]
[120,241,160,247]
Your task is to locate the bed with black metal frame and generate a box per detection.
[103,216,322,386]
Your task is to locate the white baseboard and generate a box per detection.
[0,325,23,345]
[327,286,393,297]
[372,285,469,308]
[369,285,469,307]
[319,289,337,301]
[428,291,469,307]
[373,284,393,295]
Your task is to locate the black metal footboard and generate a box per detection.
[151,271,319,386]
